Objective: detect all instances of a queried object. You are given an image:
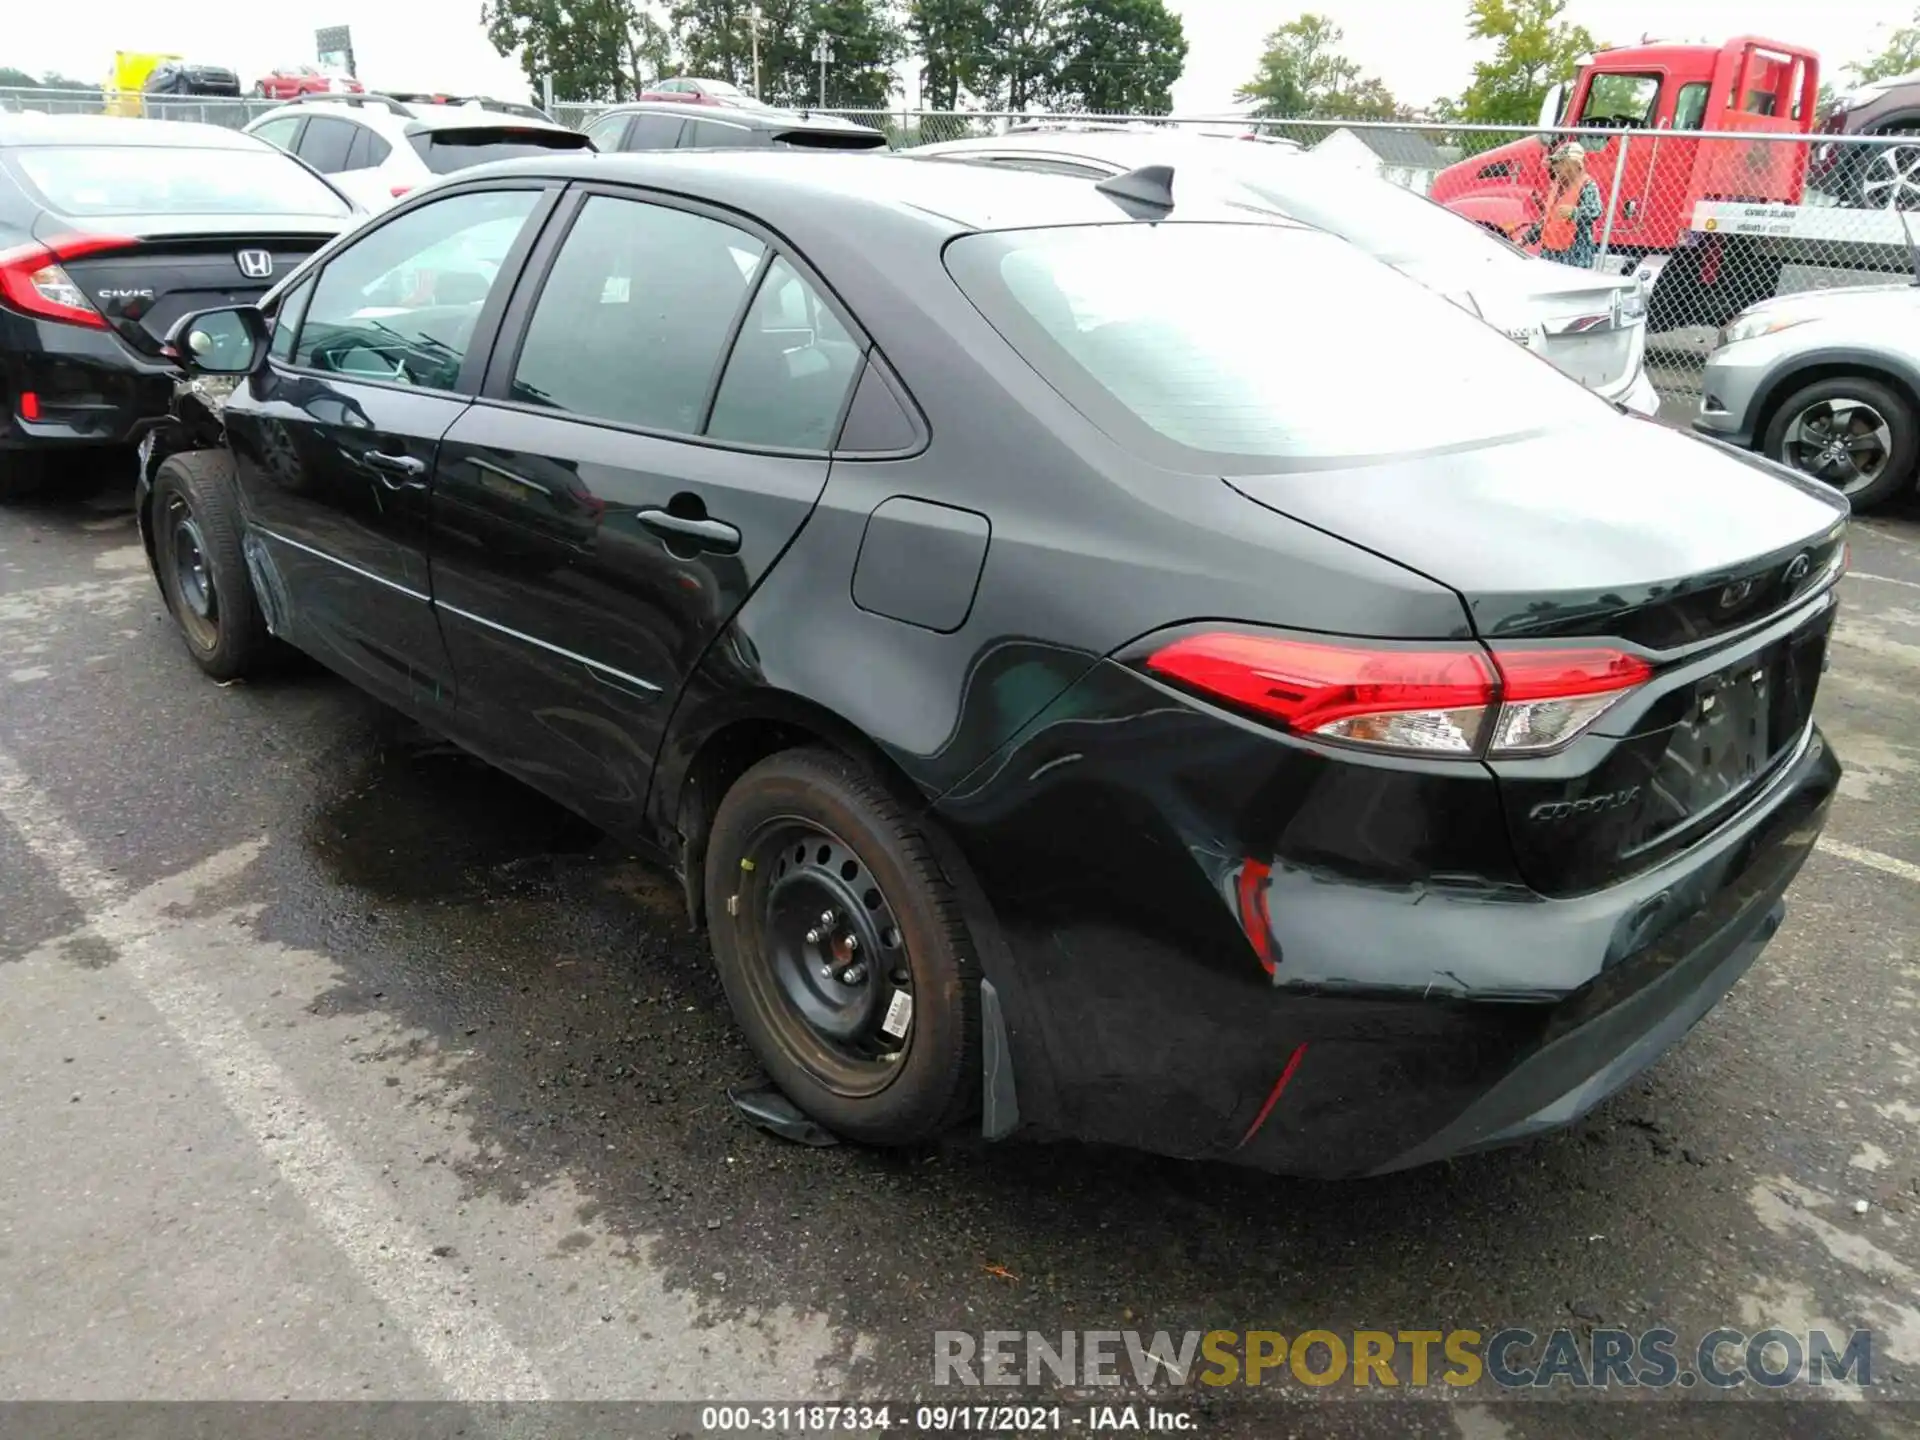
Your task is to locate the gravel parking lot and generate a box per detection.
[3,462,1920,1437]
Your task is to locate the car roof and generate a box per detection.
[596,101,871,133]
[472,148,1302,235]
[0,113,271,149]
[252,99,571,136]
[918,129,1305,165]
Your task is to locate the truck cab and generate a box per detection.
[1430,37,1819,328]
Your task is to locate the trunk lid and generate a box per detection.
[37,213,342,356]
[1227,419,1847,895]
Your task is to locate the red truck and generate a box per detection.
[1429,37,1821,330]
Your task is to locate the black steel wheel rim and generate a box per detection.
[740,819,912,1097]
[161,491,220,649]
[1780,396,1895,497]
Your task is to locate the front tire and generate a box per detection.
[151,449,271,680]
[704,747,981,1146]
[1763,375,1918,512]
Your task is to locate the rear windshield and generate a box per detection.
[407,128,592,174]
[944,222,1606,470]
[7,145,351,218]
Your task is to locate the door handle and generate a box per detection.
[637,508,741,555]
[365,450,427,489]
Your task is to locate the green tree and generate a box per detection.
[669,0,757,86]
[1849,11,1920,86]
[909,0,991,109]
[1054,0,1186,113]
[1453,0,1597,126]
[975,0,1062,110]
[1235,14,1400,120]
[0,67,39,89]
[484,0,674,100]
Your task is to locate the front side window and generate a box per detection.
[511,195,763,432]
[1578,73,1660,128]
[294,188,538,389]
[945,223,1606,470]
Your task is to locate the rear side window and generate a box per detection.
[294,188,538,389]
[251,116,302,151]
[408,127,591,174]
[625,113,685,150]
[944,223,1604,470]
[344,126,392,170]
[297,116,357,174]
[585,113,630,149]
[511,195,763,432]
[706,257,862,449]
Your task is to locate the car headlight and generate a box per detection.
[1713,312,1812,351]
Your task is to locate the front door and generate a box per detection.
[224,185,550,712]
[428,188,866,829]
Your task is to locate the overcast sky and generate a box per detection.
[3,0,1907,110]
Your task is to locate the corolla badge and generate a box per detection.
[1529,786,1641,822]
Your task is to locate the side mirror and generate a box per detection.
[165,305,270,376]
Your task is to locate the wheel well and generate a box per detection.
[672,702,930,930]
[1752,361,1920,450]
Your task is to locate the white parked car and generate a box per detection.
[911,128,1660,416]
[244,94,591,213]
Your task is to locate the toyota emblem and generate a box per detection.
[1783,552,1813,586]
[236,249,274,280]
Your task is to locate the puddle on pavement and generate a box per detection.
[305,710,609,903]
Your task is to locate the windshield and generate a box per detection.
[1218,147,1528,269]
[408,128,591,174]
[8,145,351,217]
[945,222,1607,470]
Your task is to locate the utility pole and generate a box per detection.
[813,31,834,110]
[749,4,763,101]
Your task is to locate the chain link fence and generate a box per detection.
[9,86,1920,406]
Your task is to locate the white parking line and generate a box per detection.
[0,744,554,1402]
[1847,571,1920,593]
[1817,838,1920,887]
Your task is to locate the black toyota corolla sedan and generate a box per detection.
[144,151,1846,1177]
[0,114,355,501]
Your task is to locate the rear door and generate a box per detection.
[223,183,555,713]
[428,186,865,826]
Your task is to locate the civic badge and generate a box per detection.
[236,249,274,280]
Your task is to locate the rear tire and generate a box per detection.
[704,747,981,1146]
[151,449,272,680]
[1762,375,1918,512]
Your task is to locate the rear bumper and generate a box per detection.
[936,657,1841,1178]
[0,313,176,451]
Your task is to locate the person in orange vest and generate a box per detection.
[1528,141,1604,268]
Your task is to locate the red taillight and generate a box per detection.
[0,233,136,329]
[18,391,40,421]
[1142,632,1650,758]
